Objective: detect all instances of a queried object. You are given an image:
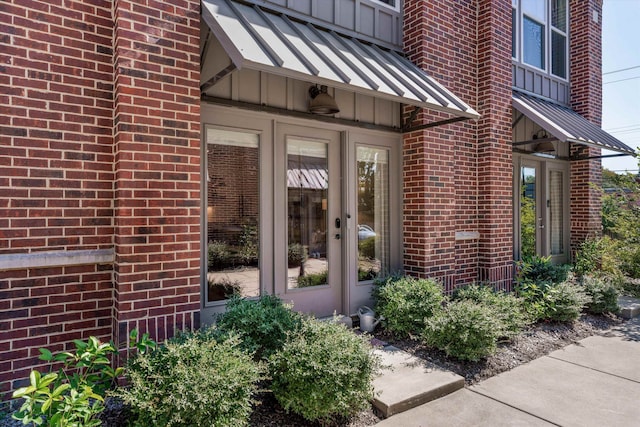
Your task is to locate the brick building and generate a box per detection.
[1,0,634,397]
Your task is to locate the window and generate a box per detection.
[356,146,390,281]
[512,0,568,79]
[205,127,260,303]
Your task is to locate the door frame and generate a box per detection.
[513,153,570,263]
[200,103,403,322]
[274,123,343,317]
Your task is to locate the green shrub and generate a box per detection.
[373,275,444,338]
[573,237,605,277]
[423,300,499,361]
[544,281,592,322]
[517,278,591,322]
[516,255,570,285]
[207,278,242,301]
[12,332,154,427]
[269,318,379,423]
[452,283,530,338]
[358,236,376,259]
[117,332,262,427]
[287,243,307,267]
[297,270,328,287]
[238,225,259,265]
[581,275,620,314]
[216,294,302,360]
[208,241,231,269]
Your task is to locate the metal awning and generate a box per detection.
[201,0,480,123]
[512,91,636,156]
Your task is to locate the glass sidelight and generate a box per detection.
[520,165,538,259]
[356,146,390,281]
[205,128,260,302]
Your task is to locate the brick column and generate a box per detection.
[402,0,478,291]
[569,0,603,255]
[476,0,514,288]
[0,0,115,398]
[112,0,201,349]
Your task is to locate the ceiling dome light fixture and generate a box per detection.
[308,85,340,115]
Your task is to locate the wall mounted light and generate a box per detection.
[308,85,340,115]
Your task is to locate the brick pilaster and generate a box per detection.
[476,0,514,288]
[112,0,201,349]
[569,0,603,255]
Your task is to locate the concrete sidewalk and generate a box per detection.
[376,317,640,427]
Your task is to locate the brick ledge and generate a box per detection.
[0,248,115,270]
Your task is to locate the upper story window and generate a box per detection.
[512,0,568,79]
[370,0,398,11]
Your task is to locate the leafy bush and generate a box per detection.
[12,333,154,427]
[373,275,444,338]
[207,278,242,301]
[573,237,605,277]
[208,241,232,269]
[423,300,500,361]
[216,294,302,360]
[517,278,592,322]
[543,281,591,322]
[358,236,376,260]
[581,275,620,314]
[297,270,328,287]
[117,332,262,427]
[452,283,530,338]
[287,243,307,267]
[238,225,259,265]
[269,318,379,423]
[516,255,570,285]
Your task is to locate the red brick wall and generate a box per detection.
[569,0,603,255]
[403,0,513,289]
[0,0,115,398]
[111,0,201,349]
[1,0,202,399]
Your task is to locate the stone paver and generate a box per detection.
[372,346,464,418]
[375,388,553,427]
[618,296,640,319]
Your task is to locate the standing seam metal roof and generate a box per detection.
[512,91,636,155]
[201,0,480,120]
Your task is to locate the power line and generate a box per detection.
[602,65,640,75]
[603,75,640,85]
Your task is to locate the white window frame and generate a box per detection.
[367,0,400,12]
[512,0,569,81]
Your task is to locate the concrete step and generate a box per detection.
[618,296,640,319]
[372,345,465,418]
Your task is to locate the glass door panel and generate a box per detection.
[356,146,389,281]
[287,139,329,289]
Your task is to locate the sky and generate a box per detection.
[601,0,640,173]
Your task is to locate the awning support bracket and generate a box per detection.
[570,153,633,162]
[403,115,470,133]
[200,63,237,93]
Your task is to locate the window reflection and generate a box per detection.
[520,166,536,259]
[357,146,389,280]
[287,139,328,289]
[206,128,260,302]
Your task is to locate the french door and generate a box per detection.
[515,156,569,263]
[275,124,343,317]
